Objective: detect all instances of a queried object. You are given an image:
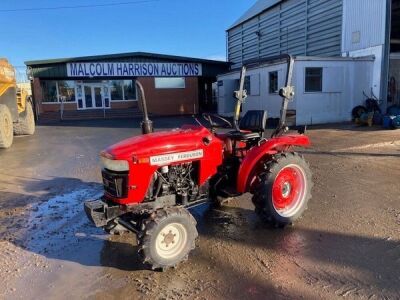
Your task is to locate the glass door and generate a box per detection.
[84,86,93,108]
[80,84,107,109]
[94,87,103,108]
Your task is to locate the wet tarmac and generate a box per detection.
[0,117,399,299]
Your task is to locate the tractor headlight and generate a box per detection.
[100,157,129,172]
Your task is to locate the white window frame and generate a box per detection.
[269,71,279,94]
[42,80,138,103]
[304,67,323,93]
[42,80,78,104]
[110,80,138,102]
[41,80,61,104]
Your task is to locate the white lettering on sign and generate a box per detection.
[150,149,204,166]
[66,62,202,77]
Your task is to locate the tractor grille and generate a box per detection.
[102,169,128,198]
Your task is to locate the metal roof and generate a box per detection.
[25,51,229,66]
[228,0,282,30]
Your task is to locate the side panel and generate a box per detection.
[237,135,310,193]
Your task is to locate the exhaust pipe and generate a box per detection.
[135,80,154,134]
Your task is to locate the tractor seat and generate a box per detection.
[227,110,267,140]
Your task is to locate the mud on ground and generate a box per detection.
[0,118,399,300]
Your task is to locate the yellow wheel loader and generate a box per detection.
[0,58,35,148]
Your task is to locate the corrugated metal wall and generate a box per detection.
[228,0,343,68]
[341,0,386,53]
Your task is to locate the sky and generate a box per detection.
[0,0,256,68]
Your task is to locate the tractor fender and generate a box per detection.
[237,135,310,193]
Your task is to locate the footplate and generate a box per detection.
[84,199,124,227]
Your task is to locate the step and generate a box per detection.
[38,108,143,122]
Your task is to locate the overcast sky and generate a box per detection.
[1,0,256,67]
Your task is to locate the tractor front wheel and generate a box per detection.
[252,152,312,227]
[138,207,198,270]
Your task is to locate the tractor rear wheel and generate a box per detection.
[0,104,14,149]
[13,101,35,136]
[252,152,312,227]
[138,207,198,270]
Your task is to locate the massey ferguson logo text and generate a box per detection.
[67,62,202,77]
[150,150,204,166]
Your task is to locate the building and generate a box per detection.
[219,0,400,125]
[25,52,229,120]
[218,56,374,125]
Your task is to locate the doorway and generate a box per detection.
[76,83,110,110]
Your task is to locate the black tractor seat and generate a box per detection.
[227,110,267,141]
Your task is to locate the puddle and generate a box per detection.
[27,187,106,265]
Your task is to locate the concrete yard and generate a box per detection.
[0,117,399,300]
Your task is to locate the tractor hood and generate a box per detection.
[105,126,212,160]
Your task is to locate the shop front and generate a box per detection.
[25,52,229,120]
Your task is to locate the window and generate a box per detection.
[305,67,323,92]
[58,81,76,102]
[123,80,136,100]
[110,80,123,100]
[110,80,136,100]
[269,71,278,94]
[41,80,58,102]
[155,77,185,89]
[244,76,251,95]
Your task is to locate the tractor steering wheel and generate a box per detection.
[202,113,232,130]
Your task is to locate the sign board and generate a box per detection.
[150,149,204,166]
[66,62,202,78]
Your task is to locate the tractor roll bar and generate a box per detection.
[242,54,294,87]
[232,54,295,137]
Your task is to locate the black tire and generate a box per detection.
[252,152,312,227]
[352,105,367,119]
[138,207,198,270]
[0,104,14,148]
[391,116,400,129]
[13,101,35,136]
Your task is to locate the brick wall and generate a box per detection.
[137,77,199,115]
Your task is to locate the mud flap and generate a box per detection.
[84,199,124,227]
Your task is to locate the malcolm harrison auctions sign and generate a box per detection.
[66,62,202,77]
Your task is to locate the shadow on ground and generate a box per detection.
[7,185,398,298]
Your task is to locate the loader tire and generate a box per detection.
[138,207,198,271]
[0,104,14,149]
[13,101,35,136]
[252,152,312,228]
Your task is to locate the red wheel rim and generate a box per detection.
[272,164,306,217]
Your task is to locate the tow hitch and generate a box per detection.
[84,199,124,227]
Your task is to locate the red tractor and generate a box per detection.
[84,55,312,270]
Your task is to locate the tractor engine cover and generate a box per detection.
[102,125,223,205]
